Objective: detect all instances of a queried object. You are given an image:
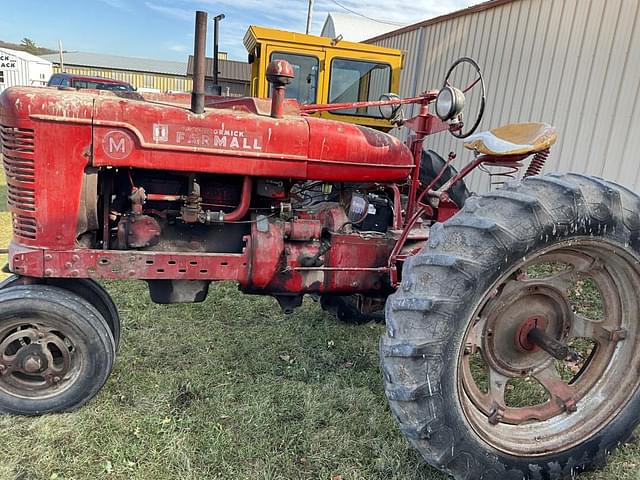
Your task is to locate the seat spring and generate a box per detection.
[524,148,550,177]
[479,163,521,189]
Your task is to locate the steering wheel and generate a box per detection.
[440,57,486,138]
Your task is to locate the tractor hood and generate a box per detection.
[0,86,413,182]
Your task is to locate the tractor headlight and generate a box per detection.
[435,86,465,121]
[378,93,402,120]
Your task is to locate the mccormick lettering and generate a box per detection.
[166,125,262,151]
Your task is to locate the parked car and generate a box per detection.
[48,73,135,91]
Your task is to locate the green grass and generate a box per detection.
[0,282,637,480]
[0,283,437,480]
[0,168,638,479]
[0,169,7,212]
[0,167,9,279]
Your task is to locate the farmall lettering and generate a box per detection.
[154,124,262,151]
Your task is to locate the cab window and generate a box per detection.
[329,59,391,117]
[60,77,70,87]
[269,52,318,105]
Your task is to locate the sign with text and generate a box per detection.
[0,53,18,70]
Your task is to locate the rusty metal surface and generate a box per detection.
[0,55,530,298]
[8,204,394,293]
[458,243,640,456]
[0,318,75,397]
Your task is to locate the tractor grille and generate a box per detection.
[0,126,35,154]
[0,125,37,240]
[3,153,35,184]
[12,214,37,239]
[7,184,35,211]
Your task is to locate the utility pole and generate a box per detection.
[305,0,314,34]
[58,40,64,71]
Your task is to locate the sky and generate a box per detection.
[0,0,478,62]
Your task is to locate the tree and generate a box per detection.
[20,38,37,54]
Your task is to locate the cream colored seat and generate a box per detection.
[464,122,557,157]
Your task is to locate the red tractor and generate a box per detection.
[1,12,639,480]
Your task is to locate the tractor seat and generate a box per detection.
[464,122,557,157]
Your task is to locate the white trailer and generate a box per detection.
[0,47,53,93]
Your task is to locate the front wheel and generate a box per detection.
[0,277,121,349]
[0,285,115,414]
[381,173,640,479]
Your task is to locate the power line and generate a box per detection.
[327,0,406,26]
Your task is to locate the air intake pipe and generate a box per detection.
[266,59,294,119]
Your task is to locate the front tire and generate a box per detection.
[381,173,640,479]
[0,285,115,414]
[0,276,121,348]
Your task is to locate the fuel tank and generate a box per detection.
[0,87,414,182]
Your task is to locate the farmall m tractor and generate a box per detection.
[1,12,639,480]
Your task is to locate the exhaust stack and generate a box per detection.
[191,10,208,114]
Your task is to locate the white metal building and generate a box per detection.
[369,0,640,192]
[320,12,405,42]
[0,48,52,93]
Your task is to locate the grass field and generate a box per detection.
[0,169,639,479]
[0,169,10,281]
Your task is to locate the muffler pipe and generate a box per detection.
[191,10,208,114]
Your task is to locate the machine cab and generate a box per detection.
[243,25,403,131]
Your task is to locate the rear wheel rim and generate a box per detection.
[457,240,640,456]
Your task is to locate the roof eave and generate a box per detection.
[366,0,517,43]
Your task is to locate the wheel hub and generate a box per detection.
[0,322,73,394]
[482,282,572,377]
[458,243,640,456]
[515,316,547,352]
[21,352,46,374]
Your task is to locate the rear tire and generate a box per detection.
[0,285,115,415]
[420,149,470,208]
[381,173,640,479]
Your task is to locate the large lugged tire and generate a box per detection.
[381,173,640,479]
[0,285,115,414]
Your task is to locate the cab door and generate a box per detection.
[262,45,326,105]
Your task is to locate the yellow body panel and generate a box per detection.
[244,26,404,130]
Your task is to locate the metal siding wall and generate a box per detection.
[219,80,250,97]
[0,53,29,92]
[52,65,192,92]
[374,0,640,192]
